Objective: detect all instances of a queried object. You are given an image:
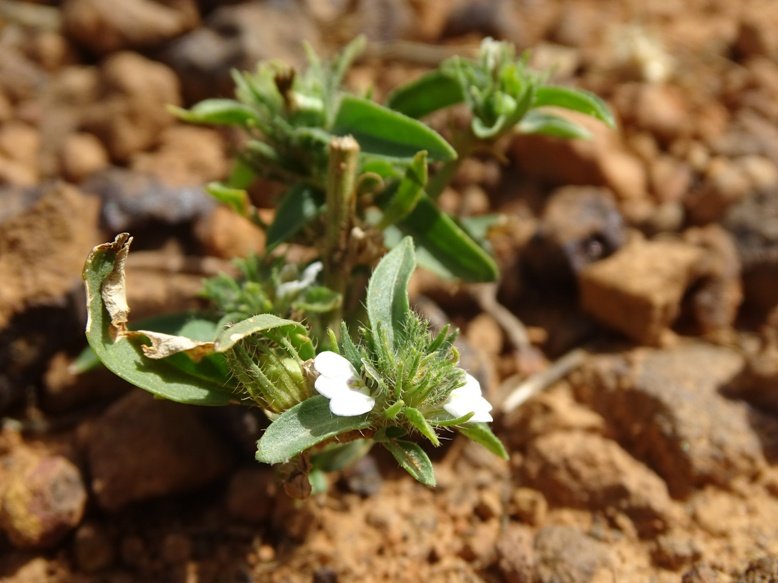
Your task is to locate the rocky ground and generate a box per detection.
[1,0,778,581]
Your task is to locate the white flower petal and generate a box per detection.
[313,351,356,378]
[329,391,375,416]
[276,261,323,298]
[314,375,350,399]
[276,279,306,298]
[299,261,323,287]
[443,372,494,422]
[313,351,375,416]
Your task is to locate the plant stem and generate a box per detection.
[425,130,478,200]
[324,135,361,333]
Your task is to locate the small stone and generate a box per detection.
[723,189,778,314]
[736,556,778,583]
[0,121,40,172]
[59,132,109,183]
[63,0,200,54]
[225,466,278,523]
[72,522,115,572]
[195,205,266,260]
[735,15,778,59]
[523,186,626,286]
[83,168,214,232]
[573,344,767,498]
[651,532,703,570]
[459,521,499,565]
[520,431,675,535]
[682,563,721,583]
[82,52,180,162]
[509,488,548,526]
[579,238,704,345]
[130,126,228,186]
[160,2,318,102]
[0,454,87,550]
[474,490,502,521]
[534,525,613,583]
[85,391,233,511]
[686,157,757,224]
[683,225,743,335]
[496,523,534,583]
[0,182,100,328]
[615,83,690,144]
[650,156,692,204]
[512,112,648,202]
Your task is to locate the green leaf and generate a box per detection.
[386,70,464,118]
[366,237,415,349]
[394,195,499,282]
[377,151,427,228]
[533,86,615,128]
[382,440,436,486]
[82,234,233,406]
[403,407,440,446]
[294,286,341,314]
[215,313,314,359]
[206,182,250,216]
[256,396,371,464]
[333,95,456,161]
[266,185,324,250]
[517,110,592,140]
[170,99,259,126]
[458,422,508,460]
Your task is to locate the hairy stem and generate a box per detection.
[324,135,361,333]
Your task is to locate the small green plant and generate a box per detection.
[82,38,612,490]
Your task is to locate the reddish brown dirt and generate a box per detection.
[1,1,778,582]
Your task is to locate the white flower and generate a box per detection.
[277,261,323,299]
[313,351,375,417]
[443,373,493,423]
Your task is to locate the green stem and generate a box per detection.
[323,135,361,333]
[425,130,478,200]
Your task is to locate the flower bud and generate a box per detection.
[225,339,312,413]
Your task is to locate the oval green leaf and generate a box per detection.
[83,235,233,406]
[457,422,508,460]
[395,195,499,282]
[517,110,592,140]
[256,396,371,464]
[533,86,615,128]
[366,237,415,349]
[386,70,464,119]
[333,95,457,161]
[266,185,324,250]
[171,99,260,126]
[382,440,436,487]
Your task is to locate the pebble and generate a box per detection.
[579,238,703,345]
[574,344,769,498]
[84,391,233,511]
[0,454,87,549]
[62,0,200,54]
[520,430,675,535]
[534,525,614,583]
